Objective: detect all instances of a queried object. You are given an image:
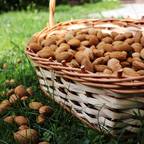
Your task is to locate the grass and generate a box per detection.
[0,1,144,144]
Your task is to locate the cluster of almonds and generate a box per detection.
[28,28,144,77]
[1,85,52,144]
[0,85,30,113]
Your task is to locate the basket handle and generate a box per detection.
[49,0,56,28]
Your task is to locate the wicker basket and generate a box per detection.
[26,0,144,135]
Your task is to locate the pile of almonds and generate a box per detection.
[28,28,144,77]
[1,84,52,144]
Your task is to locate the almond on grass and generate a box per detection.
[0,100,11,113]
[21,96,28,101]
[1,100,10,111]
[39,142,49,144]
[26,87,33,96]
[19,125,29,130]
[4,116,15,124]
[6,89,14,97]
[14,116,28,126]
[29,102,43,110]
[39,105,53,114]
[1,99,11,106]
[14,129,38,144]
[9,94,19,104]
[36,114,45,124]
[14,85,27,98]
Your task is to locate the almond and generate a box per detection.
[88,28,97,35]
[87,35,99,45]
[125,38,134,45]
[124,32,133,38]
[131,43,142,52]
[109,51,127,60]
[9,94,19,104]
[14,116,28,126]
[36,114,45,124]
[93,56,109,65]
[41,38,56,47]
[134,31,142,43]
[68,38,80,48]
[102,37,113,44]
[141,36,144,47]
[55,51,73,62]
[39,105,53,114]
[137,70,144,76]
[75,34,86,41]
[107,58,122,72]
[97,31,103,40]
[113,42,132,51]
[6,89,14,97]
[14,129,38,144]
[39,142,49,144]
[123,67,139,77]
[14,85,27,98]
[19,125,29,130]
[28,43,42,53]
[114,34,126,41]
[94,65,108,72]
[4,116,14,124]
[37,48,55,58]
[29,102,43,110]
[81,58,93,72]
[26,87,33,96]
[132,60,144,70]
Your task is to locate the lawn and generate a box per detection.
[0,1,143,144]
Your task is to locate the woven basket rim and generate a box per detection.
[25,18,144,93]
[26,18,144,78]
